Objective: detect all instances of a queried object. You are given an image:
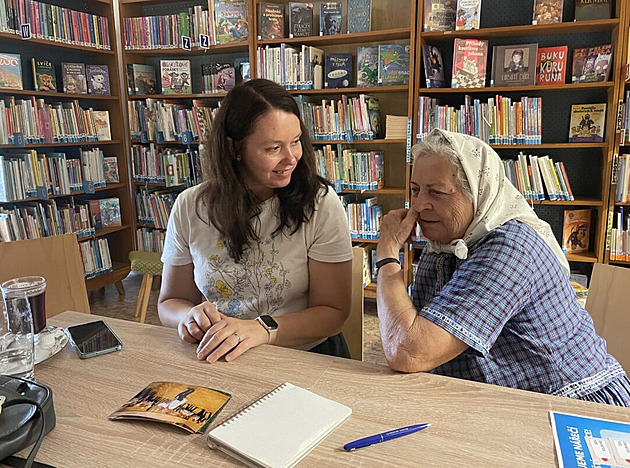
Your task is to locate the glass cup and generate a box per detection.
[0,292,35,380]
[1,276,47,335]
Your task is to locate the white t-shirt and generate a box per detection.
[162,185,353,323]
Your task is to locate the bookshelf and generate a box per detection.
[0,0,133,292]
[413,0,625,278]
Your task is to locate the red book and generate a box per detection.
[558,161,574,199]
[451,38,488,88]
[536,46,568,85]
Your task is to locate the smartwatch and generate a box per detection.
[256,315,278,344]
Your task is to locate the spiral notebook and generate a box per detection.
[206,382,352,468]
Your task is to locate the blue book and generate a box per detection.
[324,53,352,88]
[320,2,342,35]
[347,0,371,33]
[378,43,411,86]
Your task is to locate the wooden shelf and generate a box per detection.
[314,138,406,145]
[79,225,131,241]
[419,82,614,94]
[288,85,409,95]
[565,252,599,263]
[128,93,226,100]
[614,202,630,206]
[125,42,248,55]
[610,259,630,265]
[85,262,131,292]
[133,181,187,188]
[352,238,379,243]
[0,183,127,204]
[531,198,604,206]
[0,31,115,55]
[136,223,166,230]
[0,89,119,99]
[490,143,608,149]
[0,140,122,149]
[130,139,200,146]
[257,27,411,47]
[340,188,406,195]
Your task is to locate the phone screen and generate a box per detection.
[66,320,122,358]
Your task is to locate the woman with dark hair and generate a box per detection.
[158,79,353,362]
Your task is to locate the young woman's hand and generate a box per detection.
[178,301,223,343]
[195,317,269,363]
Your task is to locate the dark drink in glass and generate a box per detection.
[27,290,46,334]
[1,276,47,334]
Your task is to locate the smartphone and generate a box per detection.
[66,320,123,359]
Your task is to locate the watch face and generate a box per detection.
[259,315,278,330]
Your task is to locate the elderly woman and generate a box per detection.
[376,129,630,406]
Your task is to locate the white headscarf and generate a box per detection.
[411,129,570,276]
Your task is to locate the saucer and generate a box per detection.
[34,326,68,365]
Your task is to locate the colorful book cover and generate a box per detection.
[571,48,588,84]
[86,64,111,95]
[492,43,538,87]
[0,53,22,90]
[378,43,410,86]
[366,96,382,138]
[324,53,352,88]
[31,58,57,92]
[234,56,250,83]
[320,2,342,36]
[258,2,285,40]
[568,103,606,143]
[214,0,249,44]
[132,64,157,95]
[590,44,613,82]
[422,44,446,88]
[532,0,563,24]
[572,45,613,83]
[288,2,313,38]
[550,411,630,468]
[102,156,119,183]
[309,46,324,89]
[455,0,481,30]
[212,62,236,92]
[575,0,611,21]
[100,197,122,227]
[109,382,231,434]
[562,210,591,254]
[61,62,87,94]
[423,0,457,31]
[536,46,568,85]
[160,60,192,94]
[347,0,371,33]
[357,46,379,87]
[451,38,488,88]
[92,110,112,141]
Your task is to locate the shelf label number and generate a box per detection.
[140,131,149,144]
[20,23,31,39]
[13,132,25,146]
[181,36,191,51]
[199,34,210,49]
[156,131,166,144]
[83,180,95,195]
[36,186,49,200]
[181,131,193,145]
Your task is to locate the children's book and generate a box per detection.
[320,2,342,35]
[357,46,379,87]
[110,381,231,434]
[324,53,352,88]
[132,64,157,95]
[258,2,285,40]
[214,0,249,44]
[562,209,591,253]
[89,197,121,229]
[377,43,411,86]
[61,62,87,94]
[572,45,613,83]
[309,46,324,89]
[536,45,568,85]
[160,60,192,94]
[288,2,313,38]
[86,64,111,95]
[0,53,22,90]
[492,43,538,87]
[31,59,57,92]
[102,156,119,183]
[347,0,371,33]
[455,0,481,30]
[574,0,611,21]
[422,44,446,88]
[366,96,382,138]
[569,103,606,143]
[212,62,236,92]
[423,0,457,31]
[532,0,563,25]
[451,38,488,88]
[92,110,112,141]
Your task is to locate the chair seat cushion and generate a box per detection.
[129,251,164,275]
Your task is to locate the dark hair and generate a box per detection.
[196,79,329,262]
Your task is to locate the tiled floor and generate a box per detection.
[88,273,388,366]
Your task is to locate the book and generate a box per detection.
[89,197,122,230]
[258,2,285,40]
[366,96,383,138]
[575,0,611,21]
[568,103,606,143]
[103,156,119,183]
[377,43,411,86]
[423,0,457,31]
[572,45,613,83]
[422,44,447,88]
[86,64,111,95]
[214,0,249,44]
[320,2,342,36]
[206,382,351,468]
[92,110,112,141]
[61,62,87,94]
[109,381,231,434]
[324,53,353,88]
[288,2,313,38]
[31,59,57,92]
[0,53,22,90]
[160,60,192,94]
[536,45,568,85]
[347,0,371,33]
[455,0,481,30]
[562,209,591,254]
[309,46,325,89]
[212,62,236,92]
[532,0,563,25]
[551,411,630,467]
[132,64,158,95]
[356,46,379,87]
[492,43,538,87]
[451,38,488,88]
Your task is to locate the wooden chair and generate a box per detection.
[129,250,163,324]
[585,263,630,372]
[0,234,90,317]
[341,246,365,361]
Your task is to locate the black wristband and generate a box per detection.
[375,257,401,272]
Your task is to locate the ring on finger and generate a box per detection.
[233,333,240,343]
[186,319,196,326]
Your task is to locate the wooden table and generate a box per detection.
[20,311,630,467]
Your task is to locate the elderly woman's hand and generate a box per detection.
[377,208,418,260]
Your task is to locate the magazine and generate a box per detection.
[109,381,232,434]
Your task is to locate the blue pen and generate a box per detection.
[343,423,431,451]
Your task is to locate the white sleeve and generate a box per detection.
[161,189,193,266]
